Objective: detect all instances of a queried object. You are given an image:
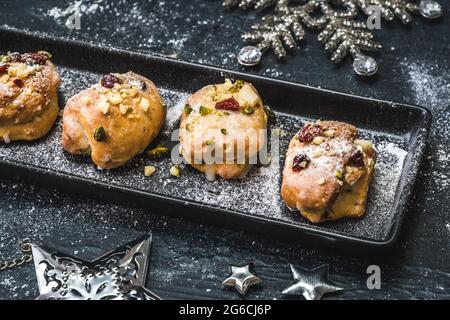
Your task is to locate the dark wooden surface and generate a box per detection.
[0,0,449,300]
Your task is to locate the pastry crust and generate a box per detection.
[179,79,268,180]
[0,52,60,142]
[61,72,165,169]
[281,120,376,223]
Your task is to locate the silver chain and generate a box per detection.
[0,239,33,271]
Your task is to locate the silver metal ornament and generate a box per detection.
[419,0,443,19]
[31,234,161,300]
[353,53,378,76]
[228,0,443,75]
[282,264,343,300]
[238,46,263,66]
[223,262,262,295]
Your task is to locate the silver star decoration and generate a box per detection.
[223,262,262,295]
[31,234,161,300]
[282,264,343,300]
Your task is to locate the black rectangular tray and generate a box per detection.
[0,27,431,253]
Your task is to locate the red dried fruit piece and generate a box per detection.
[101,74,121,88]
[8,52,22,62]
[298,123,322,142]
[348,150,364,167]
[215,97,240,111]
[20,52,49,65]
[13,78,24,87]
[0,64,8,73]
[9,52,49,65]
[292,153,311,172]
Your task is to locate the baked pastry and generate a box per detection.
[179,79,268,180]
[281,120,376,223]
[0,51,60,142]
[62,72,165,169]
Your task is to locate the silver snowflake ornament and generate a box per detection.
[31,234,161,300]
[223,262,262,295]
[227,0,443,76]
[282,264,343,300]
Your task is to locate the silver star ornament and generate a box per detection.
[31,234,161,300]
[223,262,262,295]
[282,264,343,300]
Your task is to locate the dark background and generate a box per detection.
[0,0,449,299]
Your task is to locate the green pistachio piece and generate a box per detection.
[93,126,106,142]
[199,105,213,116]
[228,79,245,93]
[243,107,254,115]
[184,104,193,115]
[147,145,169,158]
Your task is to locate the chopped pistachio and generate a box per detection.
[140,98,150,112]
[228,79,245,93]
[354,139,373,153]
[312,150,323,158]
[221,128,227,135]
[93,126,106,142]
[312,136,325,145]
[204,140,215,146]
[184,104,193,115]
[243,106,254,115]
[322,129,335,138]
[0,55,11,63]
[144,165,156,177]
[0,74,10,84]
[38,51,52,59]
[170,165,181,177]
[147,145,169,158]
[186,123,194,132]
[128,88,138,97]
[199,105,213,116]
[335,170,343,180]
[109,93,123,105]
[119,104,131,115]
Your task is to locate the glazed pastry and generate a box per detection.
[179,79,268,180]
[0,51,60,142]
[281,120,376,223]
[62,72,165,169]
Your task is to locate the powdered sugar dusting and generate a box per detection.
[0,63,422,243]
[402,59,450,238]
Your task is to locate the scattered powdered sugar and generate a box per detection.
[47,0,104,21]
[159,88,189,136]
[0,62,412,241]
[402,59,450,237]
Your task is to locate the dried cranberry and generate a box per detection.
[215,97,240,111]
[138,81,147,91]
[8,52,22,62]
[292,153,311,172]
[8,52,49,65]
[0,64,8,73]
[101,74,121,88]
[348,150,364,167]
[298,123,322,142]
[20,52,48,65]
[13,78,24,87]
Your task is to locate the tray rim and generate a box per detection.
[0,26,432,250]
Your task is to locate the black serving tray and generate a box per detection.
[0,27,431,253]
